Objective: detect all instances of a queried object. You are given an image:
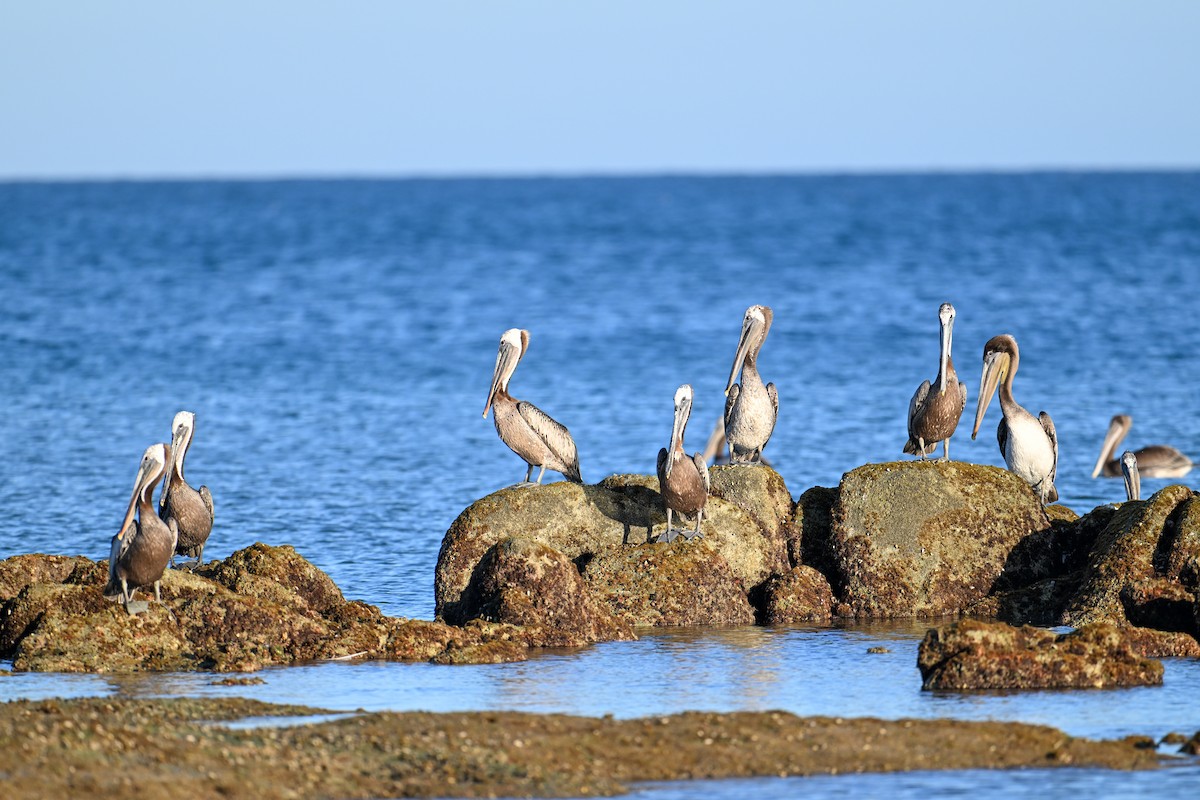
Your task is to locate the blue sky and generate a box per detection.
[2,1,1198,178]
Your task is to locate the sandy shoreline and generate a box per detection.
[0,696,1173,798]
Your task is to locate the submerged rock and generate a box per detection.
[829,461,1050,618]
[918,619,1164,690]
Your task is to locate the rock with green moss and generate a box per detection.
[829,461,1050,618]
[1062,485,1195,626]
[918,619,1164,690]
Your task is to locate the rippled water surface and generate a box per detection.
[2,176,1199,795]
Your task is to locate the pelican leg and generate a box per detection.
[154,581,162,603]
[656,509,680,543]
[917,437,927,461]
[941,438,951,462]
[535,465,547,485]
[682,508,704,540]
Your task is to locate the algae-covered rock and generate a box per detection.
[918,619,1164,690]
[455,537,633,645]
[789,486,838,573]
[1062,485,1195,626]
[0,555,96,602]
[707,464,794,542]
[200,543,345,614]
[759,565,835,624]
[436,479,785,623]
[830,461,1050,618]
[580,542,756,627]
[1164,496,1200,589]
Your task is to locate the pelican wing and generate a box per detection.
[956,379,968,420]
[723,384,739,428]
[1039,411,1059,488]
[200,485,215,524]
[692,452,711,495]
[104,522,135,598]
[996,416,1009,460]
[766,382,779,440]
[656,446,669,485]
[517,401,582,482]
[904,380,931,453]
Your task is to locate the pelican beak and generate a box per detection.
[1121,451,1140,501]
[117,454,156,539]
[938,315,952,395]
[483,341,518,418]
[665,395,691,478]
[971,351,1008,440]
[726,316,757,396]
[1091,417,1125,478]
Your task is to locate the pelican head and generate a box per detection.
[483,328,529,418]
[116,443,169,540]
[937,303,956,395]
[1120,450,1140,501]
[168,410,196,475]
[665,384,694,478]
[726,305,773,395]
[1091,414,1133,478]
[971,334,1018,440]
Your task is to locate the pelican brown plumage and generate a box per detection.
[1090,414,1193,480]
[483,328,582,486]
[656,384,709,543]
[724,305,778,464]
[159,410,214,566]
[1120,450,1141,502]
[971,334,1059,503]
[904,302,967,461]
[104,443,177,614]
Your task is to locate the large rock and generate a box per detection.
[1062,485,1195,626]
[436,474,788,623]
[456,537,633,645]
[708,464,794,542]
[758,565,835,624]
[1164,496,1200,588]
[918,619,1164,690]
[789,486,838,573]
[580,542,756,627]
[0,555,96,602]
[829,461,1051,618]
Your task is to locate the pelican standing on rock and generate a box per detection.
[159,411,214,566]
[1091,414,1193,479]
[904,302,967,461]
[105,443,177,614]
[483,328,582,486]
[656,385,709,543]
[1120,451,1141,501]
[971,334,1059,503]
[724,305,778,464]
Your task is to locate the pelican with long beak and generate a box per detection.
[656,385,710,543]
[1091,414,1192,480]
[971,334,1059,503]
[724,305,778,464]
[1120,451,1141,501]
[159,411,215,566]
[904,302,967,460]
[483,328,582,486]
[104,443,178,614]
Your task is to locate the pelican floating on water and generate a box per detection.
[1120,451,1140,502]
[904,302,967,461]
[483,328,582,486]
[724,305,778,464]
[971,334,1059,503]
[1090,414,1193,480]
[656,385,709,543]
[159,411,214,566]
[104,443,177,614]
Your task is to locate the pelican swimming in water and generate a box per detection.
[104,443,177,614]
[483,328,582,486]
[724,305,778,464]
[904,302,967,461]
[159,411,214,566]
[1120,450,1140,502]
[971,334,1059,503]
[656,385,709,543]
[1090,414,1193,480]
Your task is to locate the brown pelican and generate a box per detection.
[159,411,214,566]
[724,305,778,464]
[1090,414,1193,479]
[700,416,773,467]
[904,302,967,461]
[1120,450,1140,501]
[483,328,582,485]
[656,385,709,543]
[104,443,177,614]
[971,334,1059,503]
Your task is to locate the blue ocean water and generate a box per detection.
[2,176,1199,794]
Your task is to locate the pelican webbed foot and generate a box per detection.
[123,599,150,616]
[656,528,684,544]
[681,527,703,541]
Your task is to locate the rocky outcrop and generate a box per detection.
[828,461,1050,618]
[758,565,835,624]
[918,619,1164,690]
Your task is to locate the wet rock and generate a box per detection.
[918,619,1164,690]
[758,566,835,624]
[580,542,756,627]
[436,477,785,624]
[0,555,96,602]
[830,461,1050,618]
[1120,578,1198,635]
[1063,485,1195,626]
[789,486,838,573]
[457,537,633,645]
[1163,496,1200,589]
[966,577,1081,627]
[1181,732,1200,756]
[1120,626,1200,659]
